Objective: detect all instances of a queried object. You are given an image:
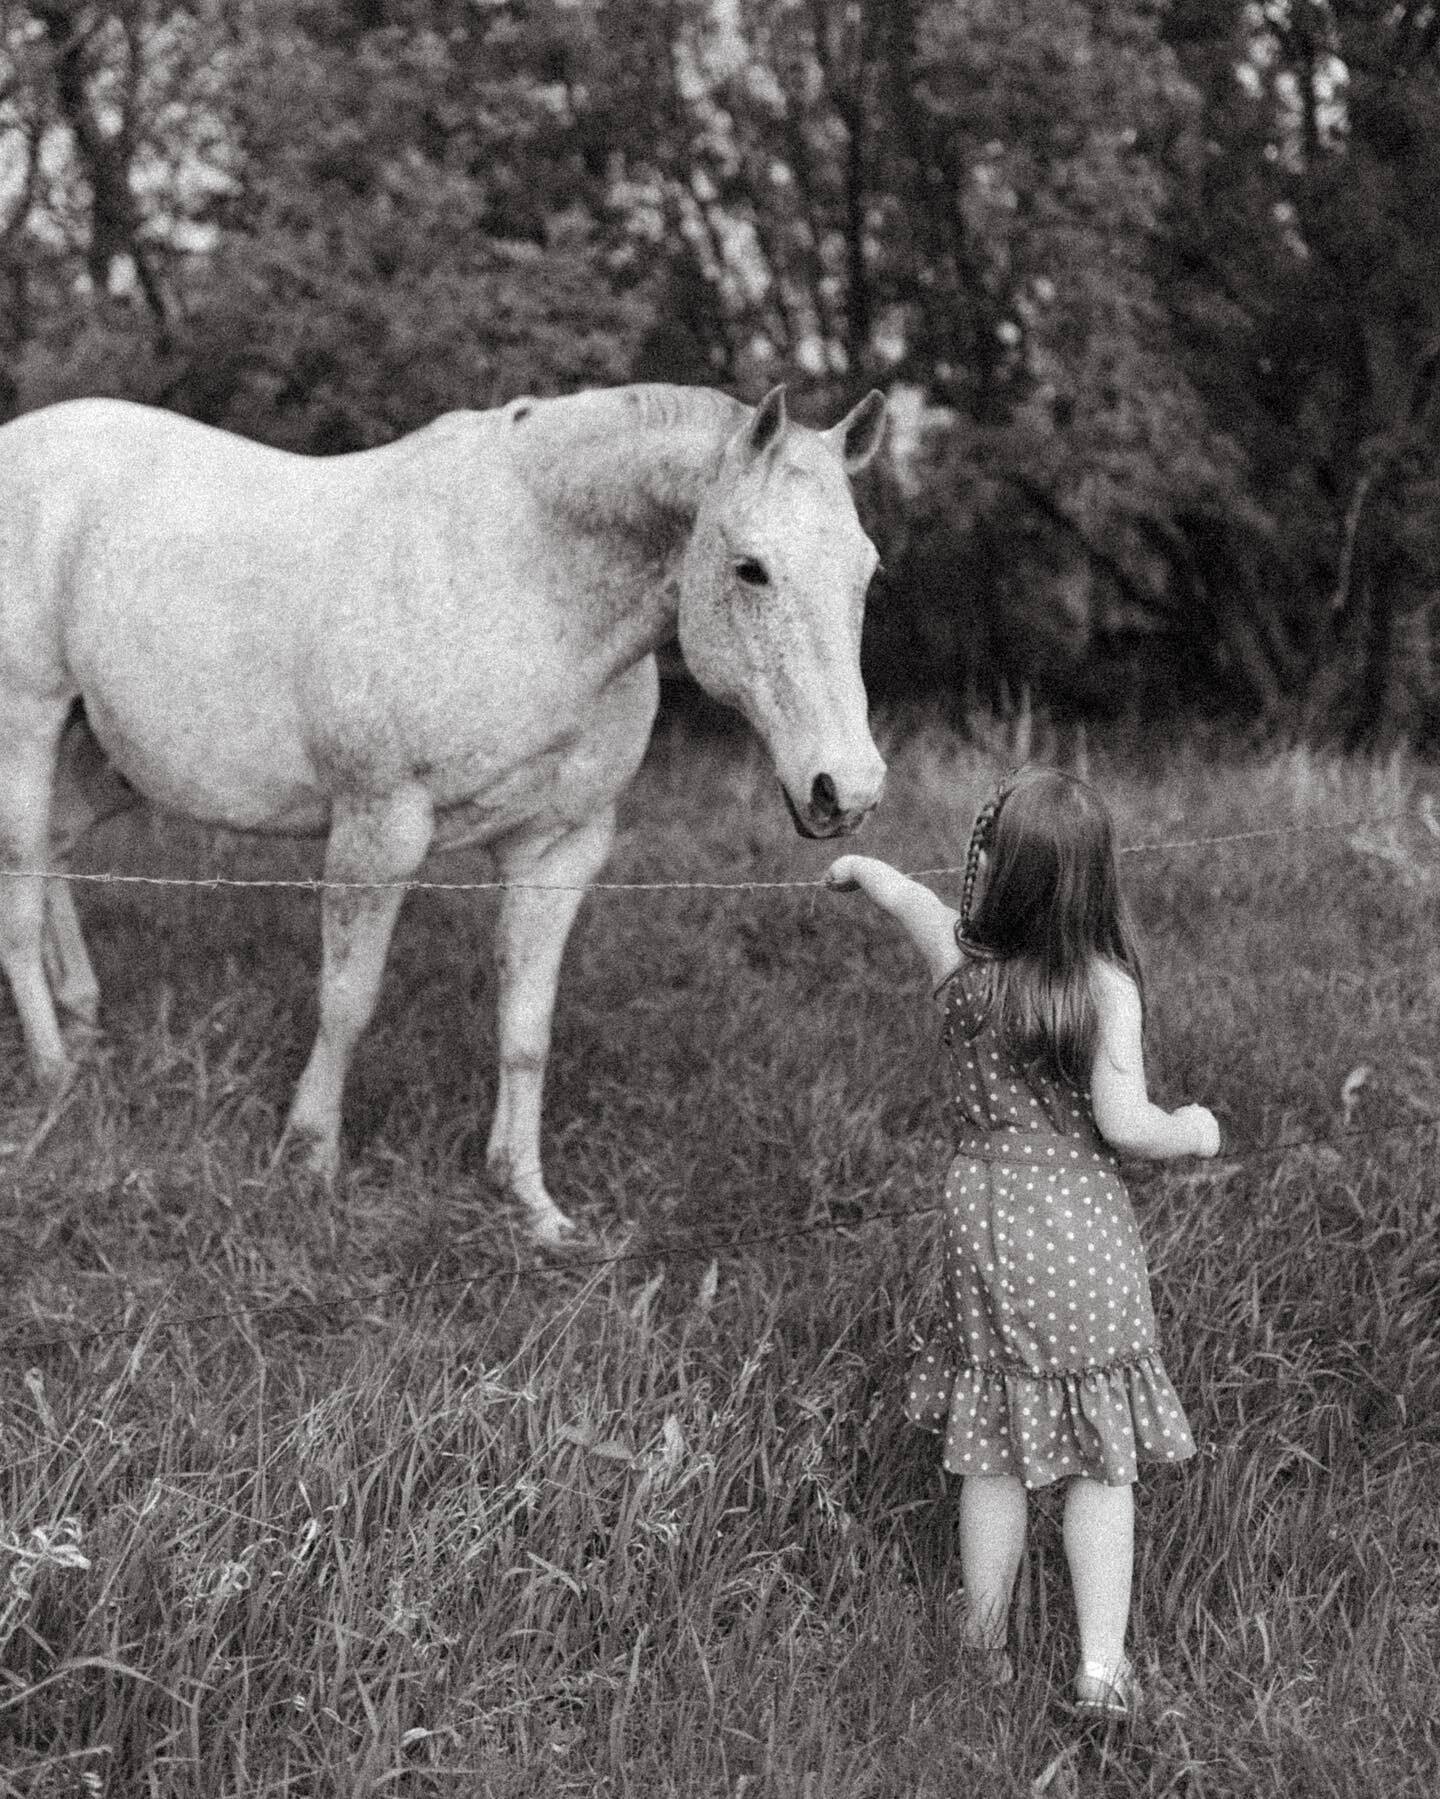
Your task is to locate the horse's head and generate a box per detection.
[680,386,888,839]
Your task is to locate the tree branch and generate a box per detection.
[1330,332,1440,617]
[34,0,170,331]
[0,114,43,246]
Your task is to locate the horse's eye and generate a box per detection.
[734,557,770,588]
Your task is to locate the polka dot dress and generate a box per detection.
[905,959,1196,1489]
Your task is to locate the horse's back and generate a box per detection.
[0,397,497,553]
[0,398,318,525]
[2,401,329,640]
[0,397,576,831]
[0,393,466,475]
[0,402,397,822]
[0,399,500,657]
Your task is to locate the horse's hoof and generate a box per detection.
[274,1127,340,1189]
[528,1205,579,1249]
[32,1055,76,1101]
[60,1016,104,1056]
[307,1151,340,1186]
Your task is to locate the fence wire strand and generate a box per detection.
[0,809,1422,895]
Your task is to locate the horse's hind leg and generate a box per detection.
[284,785,436,1178]
[0,696,71,1088]
[486,807,617,1244]
[42,882,98,1027]
[41,710,142,1027]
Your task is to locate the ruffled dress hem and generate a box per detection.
[905,1340,1196,1490]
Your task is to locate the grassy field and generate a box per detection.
[2,719,1438,1798]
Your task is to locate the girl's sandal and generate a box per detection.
[1073,1659,1139,1723]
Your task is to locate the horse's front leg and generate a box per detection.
[487,807,617,1243]
[285,785,435,1178]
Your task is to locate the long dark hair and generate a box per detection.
[956,766,1144,1089]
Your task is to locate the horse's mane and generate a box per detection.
[509,385,748,543]
[613,385,743,435]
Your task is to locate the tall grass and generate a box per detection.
[2,722,1438,1796]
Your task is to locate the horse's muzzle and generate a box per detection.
[783,773,880,840]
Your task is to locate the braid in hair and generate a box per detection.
[959,795,1003,943]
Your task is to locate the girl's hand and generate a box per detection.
[1175,1104,1221,1158]
[821,857,961,983]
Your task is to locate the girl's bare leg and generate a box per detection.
[958,1473,1027,1650]
[1063,1477,1134,1679]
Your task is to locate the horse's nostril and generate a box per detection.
[810,772,840,819]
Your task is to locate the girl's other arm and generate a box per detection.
[826,855,961,987]
[1089,961,1220,1160]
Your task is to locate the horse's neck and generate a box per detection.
[516,385,742,573]
[501,385,744,683]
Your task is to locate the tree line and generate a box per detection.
[2,0,1438,746]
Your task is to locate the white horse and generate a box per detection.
[0,382,887,1240]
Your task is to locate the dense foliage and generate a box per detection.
[2,1,1438,742]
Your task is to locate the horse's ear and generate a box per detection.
[826,389,887,473]
[746,385,788,458]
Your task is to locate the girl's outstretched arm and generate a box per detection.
[826,855,961,986]
[1089,960,1220,1159]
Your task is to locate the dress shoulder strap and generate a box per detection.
[936,951,991,1037]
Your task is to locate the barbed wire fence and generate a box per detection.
[2,804,1437,1361]
[3,807,1427,894]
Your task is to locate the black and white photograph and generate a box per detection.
[1,2,1437,1793]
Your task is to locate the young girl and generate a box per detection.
[828,766,1219,1720]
